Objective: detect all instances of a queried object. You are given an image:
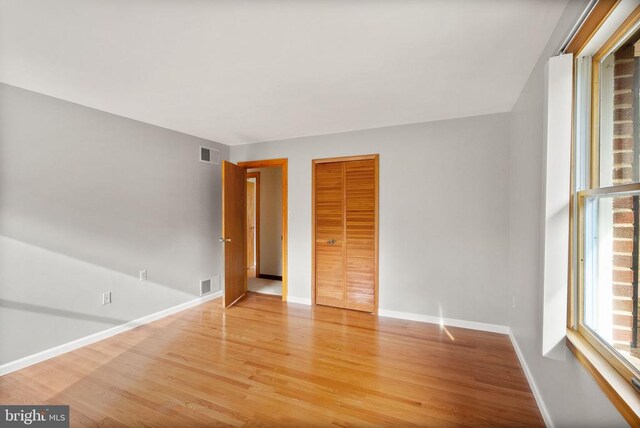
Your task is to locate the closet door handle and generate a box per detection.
[327,239,337,245]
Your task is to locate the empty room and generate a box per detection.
[2,0,640,426]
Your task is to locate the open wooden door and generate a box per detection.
[222,161,247,308]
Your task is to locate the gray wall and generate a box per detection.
[507,1,626,426]
[0,83,228,365]
[232,113,511,326]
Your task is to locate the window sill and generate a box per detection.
[566,329,640,425]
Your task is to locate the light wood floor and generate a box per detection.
[0,293,543,427]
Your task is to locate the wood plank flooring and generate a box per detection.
[0,293,543,427]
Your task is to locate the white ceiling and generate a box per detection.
[0,0,568,146]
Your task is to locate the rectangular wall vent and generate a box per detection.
[200,278,212,296]
[200,146,220,165]
[200,146,211,162]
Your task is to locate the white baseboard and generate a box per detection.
[286,296,311,305]
[0,291,222,377]
[283,300,509,335]
[508,330,553,428]
[377,309,510,334]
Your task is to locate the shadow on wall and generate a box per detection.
[0,299,128,326]
[0,83,226,364]
[0,235,200,364]
[0,83,224,298]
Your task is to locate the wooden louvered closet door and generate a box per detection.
[344,160,376,312]
[313,155,378,313]
[314,162,345,308]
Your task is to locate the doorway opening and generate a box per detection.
[245,166,283,297]
[222,158,287,307]
[240,159,287,301]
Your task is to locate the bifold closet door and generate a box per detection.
[314,162,345,308]
[313,156,378,313]
[344,159,376,312]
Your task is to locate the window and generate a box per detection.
[580,27,640,374]
[571,3,640,423]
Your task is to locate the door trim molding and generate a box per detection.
[312,154,379,164]
[238,158,288,302]
[246,171,260,277]
[311,154,379,313]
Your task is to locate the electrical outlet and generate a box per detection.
[139,269,147,281]
[102,292,112,305]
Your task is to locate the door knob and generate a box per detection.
[219,237,231,243]
[327,239,336,245]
